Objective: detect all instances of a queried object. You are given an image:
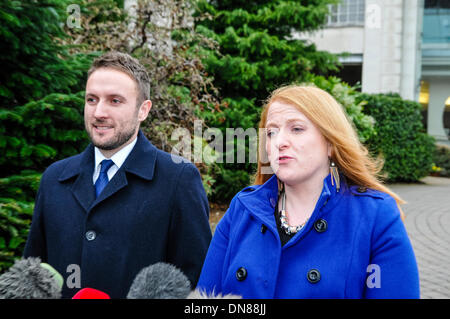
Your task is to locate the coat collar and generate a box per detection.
[237,172,348,228]
[57,130,157,213]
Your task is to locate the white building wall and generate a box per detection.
[297,27,364,55]
[298,0,423,101]
[362,0,404,95]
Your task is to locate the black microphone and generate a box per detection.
[127,262,191,299]
[0,257,63,299]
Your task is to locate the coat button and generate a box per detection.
[261,224,267,234]
[314,219,328,233]
[357,186,367,193]
[85,230,96,241]
[307,269,321,284]
[236,267,247,281]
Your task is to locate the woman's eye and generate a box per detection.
[292,127,303,133]
[266,129,277,137]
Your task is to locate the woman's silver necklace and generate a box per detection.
[279,190,309,235]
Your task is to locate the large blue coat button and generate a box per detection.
[314,219,328,233]
[236,267,247,281]
[307,269,321,283]
[357,186,367,193]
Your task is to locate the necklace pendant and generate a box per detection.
[279,190,309,236]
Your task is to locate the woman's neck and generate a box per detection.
[281,172,327,225]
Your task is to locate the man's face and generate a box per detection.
[84,68,151,156]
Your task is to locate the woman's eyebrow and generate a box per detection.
[266,118,307,127]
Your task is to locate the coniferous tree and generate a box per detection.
[195,0,341,200]
[0,0,90,108]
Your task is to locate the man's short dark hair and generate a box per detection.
[87,51,151,107]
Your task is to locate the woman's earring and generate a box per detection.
[330,160,340,192]
[277,178,285,196]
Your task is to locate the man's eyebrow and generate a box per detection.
[107,94,127,101]
[85,93,127,101]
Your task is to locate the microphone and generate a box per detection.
[0,257,63,299]
[127,262,191,299]
[72,288,110,299]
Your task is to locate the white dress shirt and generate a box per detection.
[92,137,138,184]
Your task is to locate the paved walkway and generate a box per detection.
[390,176,450,299]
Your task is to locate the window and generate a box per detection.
[327,0,365,26]
[423,0,450,44]
[425,0,450,9]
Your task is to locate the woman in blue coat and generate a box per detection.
[197,85,420,299]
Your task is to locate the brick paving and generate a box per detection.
[390,176,450,299]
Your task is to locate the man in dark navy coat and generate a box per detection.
[23,52,212,298]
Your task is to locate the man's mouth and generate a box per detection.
[93,124,113,132]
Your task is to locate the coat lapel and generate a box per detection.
[59,131,157,214]
[58,144,96,213]
[88,131,157,211]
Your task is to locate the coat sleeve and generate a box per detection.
[23,174,48,261]
[364,196,420,299]
[166,162,212,288]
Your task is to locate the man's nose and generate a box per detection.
[93,100,108,118]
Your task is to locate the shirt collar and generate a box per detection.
[94,136,138,170]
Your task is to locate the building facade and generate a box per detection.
[298,0,450,143]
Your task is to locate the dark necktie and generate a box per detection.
[95,159,114,198]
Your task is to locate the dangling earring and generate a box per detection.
[277,178,284,196]
[330,159,340,192]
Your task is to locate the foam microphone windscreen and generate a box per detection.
[127,262,191,299]
[0,257,62,299]
[72,288,110,299]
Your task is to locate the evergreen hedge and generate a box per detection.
[357,93,435,182]
[0,92,88,272]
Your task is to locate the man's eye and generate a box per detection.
[86,97,96,103]
[112,98,121,104]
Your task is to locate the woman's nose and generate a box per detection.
[275,129,289,149]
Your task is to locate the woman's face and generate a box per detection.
[265,100,331,187]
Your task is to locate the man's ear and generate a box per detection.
[138,100,152,122]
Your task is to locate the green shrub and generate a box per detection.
[0,0,92,108]
[432,145,450,177]
[356,93,435,182]
[0,171,41,202]
[310,75,376,143]
[0,196,34,273]
[0,171,41,272]
[0,92,89,176]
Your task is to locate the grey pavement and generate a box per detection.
[390,176,450,299]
